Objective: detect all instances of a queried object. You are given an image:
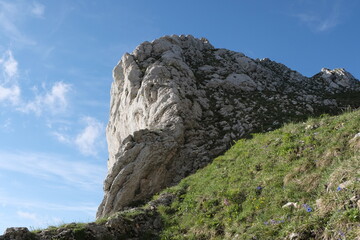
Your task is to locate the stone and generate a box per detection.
[289,232,300,240]
[0,227,35,240]
[282,202,300,209]
[339,179,356,189]
[349,132,360,149]
[97,35,360,218]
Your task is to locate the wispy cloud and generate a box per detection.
[52,131,72,144]
[30,2,45,18]
[0,151,106,190]
[0,0,37,45]
[292,0,343,32]
[19,82,72,115]
[51,116,105,156]
[0,196,95,231]
[295,12,339,32]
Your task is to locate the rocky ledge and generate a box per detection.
[0,194,174,240]
[97,34,360,218]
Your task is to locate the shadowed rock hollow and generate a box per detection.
[97,35,360,218]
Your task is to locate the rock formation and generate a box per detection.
[97,35,360,218]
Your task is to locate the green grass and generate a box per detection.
[30,222,88,239]
[157,109,360,239]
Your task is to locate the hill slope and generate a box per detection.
[157,109,360,239]
[4,109,359,240]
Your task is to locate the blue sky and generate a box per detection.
[0,0,359,233]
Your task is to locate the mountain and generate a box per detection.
[97,35,360,218]
[1,35,360,239]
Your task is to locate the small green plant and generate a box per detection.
[344,209,360,222]
[95,216,108,225]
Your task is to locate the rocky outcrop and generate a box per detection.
[97,35,360,218]
[0,227,37,240]
[0,194,175,240]
[0,211,161,240]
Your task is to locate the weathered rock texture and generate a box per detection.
[97,35,360,218]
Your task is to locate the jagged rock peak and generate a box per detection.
[132,34,213,62]
[321,67,354,79]
[97,35,360,218]
[319,68,358,89]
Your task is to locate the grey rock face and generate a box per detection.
[0,227,36,240]
[97,35,360,218]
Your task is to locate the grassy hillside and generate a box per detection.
[10,109,360,240]
[156,110,360,239]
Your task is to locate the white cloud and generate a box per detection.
[295,12,339,32]
[75,117,104,156]
[45,82,72,111]
[2,50,18,78]
[0,50,20,104]
[317,15,339,32]
[0,85,20,104]
[30,2,45,18]
[50,117,106,156]
[0,151,106,190]
[19,82,72,115]
[293,0,343,32]
[0,50,72,115]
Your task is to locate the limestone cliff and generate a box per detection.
[97,35,360,218]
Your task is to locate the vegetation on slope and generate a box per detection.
[157,110,360,239]
[6,110,360,240]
